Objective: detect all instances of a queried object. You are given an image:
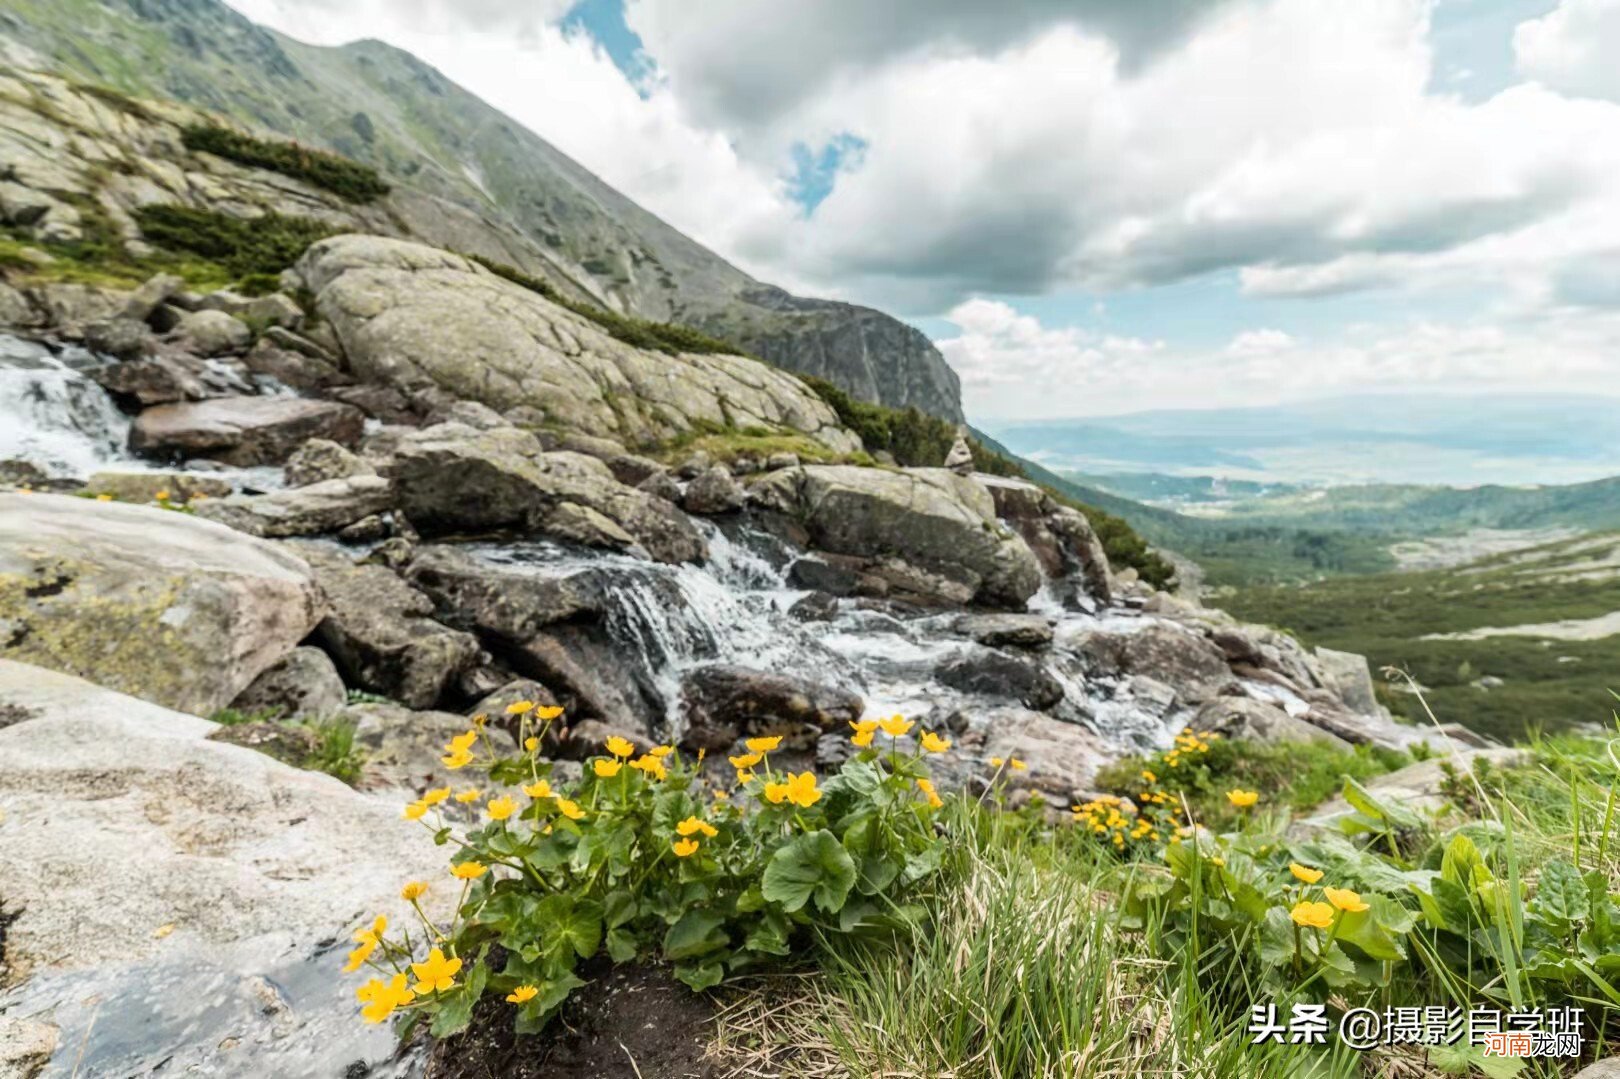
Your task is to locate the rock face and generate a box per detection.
[301,546,481,709]
[1195,696,1351,749]
[752,465,1043,609]
[1069,624,1235,704]
[981,475,1113,604]
[296,236,862,451]
[195,475,394,537]
[387,423,707,564]
[0,494,324,715]
[0,659,446,1076]
[129,396,365,466]
[938,649,1066,711]
[680,664,864,751]
[978,708,1112,800]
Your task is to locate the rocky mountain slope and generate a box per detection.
[0,0,965,419]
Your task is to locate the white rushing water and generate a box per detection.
[0,334,136,477]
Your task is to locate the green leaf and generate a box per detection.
[605,927,638,963]
[663,908,729,960]
[1258,907,1295,966]
[1530,858,1588,927]
[1427,1041,1524,1079]
[427,958,488,1038]
[761,830,858,914]
[673,960,724,992]
[1441,833,1483,889]
[535,896,603,959]
[744,911,792,955]
[1333,895,1408,962]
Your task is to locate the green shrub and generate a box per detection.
[132,204,334,277]
[343,707,953,1035]
[181,124,390,203]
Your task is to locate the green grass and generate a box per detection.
[1220,533,1620,742]
[181,123,390,203]
[207,706,365,785]
[718,730,1620,1077]
[652,425,875,468]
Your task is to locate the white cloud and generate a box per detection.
[940,299,1620,418]
[1514,0,1620,102]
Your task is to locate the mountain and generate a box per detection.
[985,392,1620,486]
[0,0,963,420]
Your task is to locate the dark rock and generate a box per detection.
[936,649,1065,710]
[788,591,839,622]
[636,470,682,503]
[680,664,863,751]
[404,545,601,641]
[335,514,393,543]
[229,646,348,720]
[207,721,319,768]
[302,547,481,709]
[959,613,1053,649]
[243,341,351,393]
[1068,623,1235,703]
[83,317,150,359]
[90,352,211,404]
[787,555,861,596]
[554,718,654,761]
[682,466,746,515]
[512,628,666,739]
[325,383,419,424]
[0,459,50,488]
[130,396,365,466]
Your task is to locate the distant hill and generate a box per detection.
[0,0,962,419]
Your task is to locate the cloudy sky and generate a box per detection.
[224,0,1620,421]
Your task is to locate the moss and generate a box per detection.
[654,427,873,467]
[180,123,390,203]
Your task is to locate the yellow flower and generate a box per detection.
[594,759,622,778]
[1226,789,1259,808]
[878,714,914,738]
[524,736,540,753]
[450,861,487,880]
[409,947,462,994]
[713,789,730,801]
[1290,901,1336,929]
[535,705,565,721]
[648,745,674,758]
[343,936,377,972]
[990,757,1004,768]
[1289,863,1324,884]
[630,754,668,780]
[1324,887,1369,913]
[850,728,875,748]
[1141,770,1157,784]
[1009,758,1026,770]
[506,985,539,1004]
[471,713,488,727]
[735,769,756,785]
[677,816,719,838]
[605,735,636,759]
[506,700,536,715]
[154,489,171,502]
[522,780,552,799]
[850,719,879,734]
[728,752,762,770]
[357,973,415,1023]
[746,735,783,753]
[556,798,586,821]
[916,777,943,809]
[401,881,429,901]
[919,731,951,753]
[763,781,790,805]
[785,771,821,808]
[486,796,518,821]
[448,730,479,754]
[673,837,700,857]
[95,493,113,501]
[421,787,450,806]
[454,788,482,803]
[403,800,428,821]
[440,749,474,770]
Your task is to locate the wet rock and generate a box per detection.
[752,464,1041,609]
[937,649,1065,710]
[1195,696,1350,748]
[130,395,365,466]
[243,340,349,393]
[980,475,1113,604]
[1123,675,1178,718]
[682,465,746,515]
[404,544,601,640]
[195,475,394,538]
[1067,623,1235,704]
[228,646,348,720]
[0,493,324,715]
[0,660,446,1076]
[513,629,666,739]
[173,309,251,356]
[283,438,374,487]
[335,513,394,543]
[301,547,480,709]
[80,470,232,503]
[959,613,1053,649]
[387,423,706,564]
[979,708,1111,801]
[788,591,839,622]
[787,554,863,596]
[680,664,864,751]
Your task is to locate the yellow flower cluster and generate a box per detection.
[1163,726,1219,770]
[764,771,822,808]
[1288,872,1370,928]
[1071,794,1160,849]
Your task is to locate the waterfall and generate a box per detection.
[0,334,135,478]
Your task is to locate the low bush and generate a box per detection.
[344,707,957,1036]
[180,124,390,203]
[131,204,334,278]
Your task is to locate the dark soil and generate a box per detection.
[423,960,719,1079]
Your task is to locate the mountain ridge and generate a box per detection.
[0,0,964,419]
